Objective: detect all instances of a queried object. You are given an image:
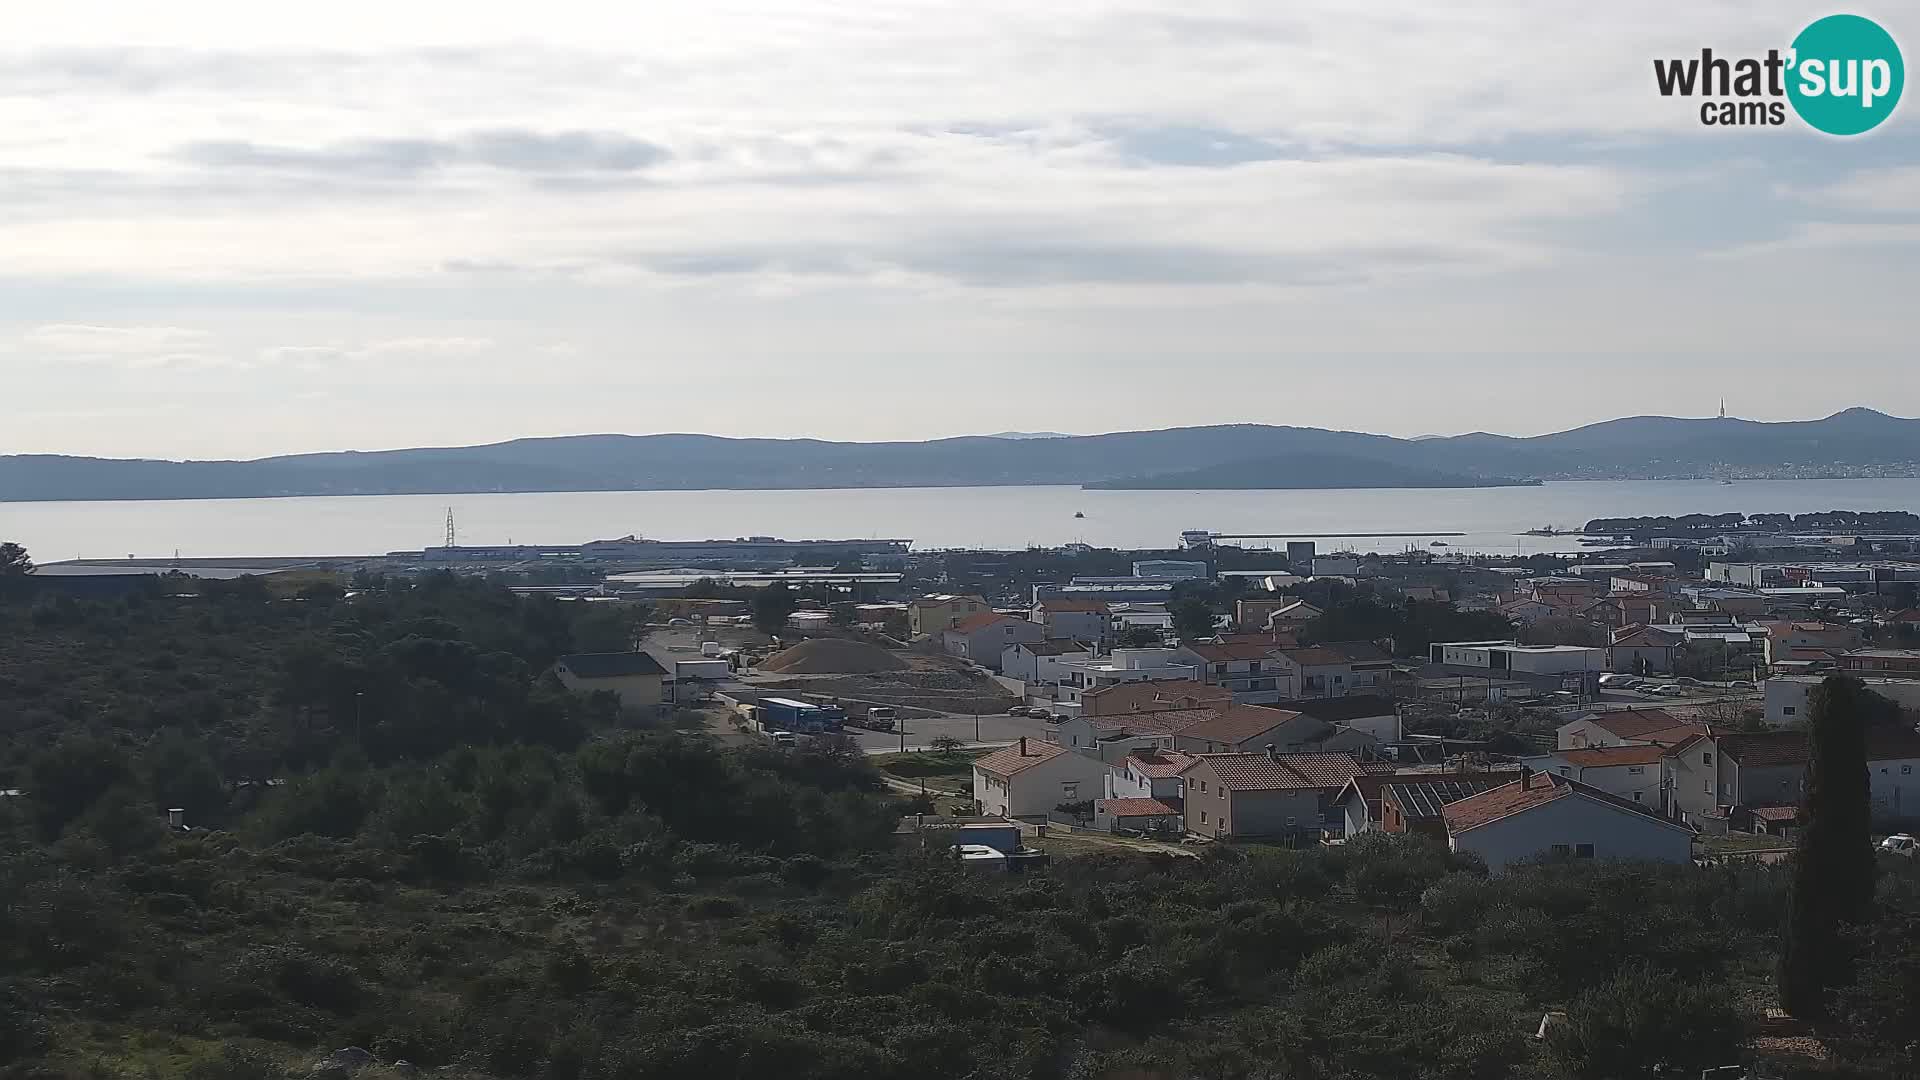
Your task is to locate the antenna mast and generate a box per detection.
[445,507,457,548]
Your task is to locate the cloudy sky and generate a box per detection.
[4,1,1917,459]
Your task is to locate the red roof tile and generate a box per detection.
[1187,752,1362,791]
[1587,710,1686,740]
[1558,745,1669,768]
[1719,732,1808,768]
[1085,708,1220,736]
[973,740,1071,778]
[950,612,1016,634]
[1443,772,1692,834]
[1184,641,1284,662]
[1080,679,1230,714]
[1096,797,1180,817]
[1282,647,1352,667]
[1123,749,1196,778]
[1176,707,1311,745]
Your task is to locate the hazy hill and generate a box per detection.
[2,409,1916,501]
[1083,454,1536,489]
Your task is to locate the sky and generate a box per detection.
[4,1,1918,459]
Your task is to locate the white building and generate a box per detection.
[1001,639,1094,684]
[1764,675,1920,726]
[971,738,1111,819]
[1520,745,1666,806]
[1051,649,1201,709]
[1442,771,1695,873]
[1132,560,1209,581]
[1431,640,1608,676]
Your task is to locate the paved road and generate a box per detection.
[847,711,1052,754]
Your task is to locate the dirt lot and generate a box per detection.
[754,653,1016,715]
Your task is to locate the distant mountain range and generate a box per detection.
[3,409,1918,502]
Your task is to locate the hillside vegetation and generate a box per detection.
[0,568,1916,1079]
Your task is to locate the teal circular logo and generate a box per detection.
[1787,14,1904,135]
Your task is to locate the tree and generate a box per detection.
[1171,598,1215,642]
[0,542,29,576]
[928,735,963,755]
[752,583,797,635]
[1116,625,1162,648]
[1517,615,1604,647]
[1779,675,1879,1020]
[0,542,30,600]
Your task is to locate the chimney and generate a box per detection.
[166,807,185,829]
[1019,737,1028,756]
[1265,743,1278,762]
[1519,765,1532,790]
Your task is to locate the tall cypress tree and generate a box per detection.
[1778,676,1879,1020]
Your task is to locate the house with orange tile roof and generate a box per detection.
[942,611,1044,671]
[1442,769,1695,872]
[1093,797,1184,835]
[1106,748,1195,802]
[971,737,1109,819]
[1080,679,1232,718]
[1522,744,1668,806]
[1178,750,1363,840]
[1555,708,1702,750]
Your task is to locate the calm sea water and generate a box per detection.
[6,479,1920,561]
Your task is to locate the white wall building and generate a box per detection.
[971,738,1111,819]
[1764,675,1920,726]
[1443,772,1695,873]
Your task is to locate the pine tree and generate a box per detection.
[1778,675,1879,1020]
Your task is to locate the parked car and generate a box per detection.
[1006,705,1027,716]
[1651,685,1689,697]
[1729,680,1756,691]
[1597,674,1638,687]
[1881,833,1916,856]
[1673,677,1701,686]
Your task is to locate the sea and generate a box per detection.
[7,478,1920,562]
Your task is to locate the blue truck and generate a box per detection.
[757,697,846,735]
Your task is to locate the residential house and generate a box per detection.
[1499,598,1567,626]
[909,594,990,637]
[1609,574,1672,596]
[1401,586,1451,603]
[1048,708,1219,762]
[553,652,667,714]
[1379,778,1504,841]
[1180,750,1364,840]
[1333,773,1395,837]
[1609,624,1684,675]
[1524,744,1667,806]
[1031,599,1110,644]
[1105,747,1195,801]
[1093,797,1184,835]
[1268,600,1324,626]
[1840,648,1920,677]
[1171,641,1296,704]
[1334,769,1515,837]
[1276,694,1403,742]
[1234,598,1296,633]
[943,613,1045,670]
[1001,639,1093,684]
[1581,592,1662,629]
[1278,643,1389,698]
[1763,621,1864,665]
[1867,727,1920,825]
[1080,679,1232,717]
[1443,770,1696,872]
[1556,709,1702,750]
[1171,706,1373,757]
[972,737,1110,819]
[1764,674,1920,727]
[1663,731,1808,826]
[1050,648,1201,710]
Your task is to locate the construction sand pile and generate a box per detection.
[759,638,910,675]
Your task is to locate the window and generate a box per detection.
[1705,779,1712,793]
[1551,844,1572,857]
[1575,843,1595,859]
[1200,810,1208,824]
[1559,766,1571,776]
[1218,788,1225,801]
[1632,791,1643,802]
[1062,782,1079,799]
[1702,752,1713,765]
[1905,765,1914,775]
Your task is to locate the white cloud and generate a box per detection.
[2,2,1918,456]
[24,323,207,353]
